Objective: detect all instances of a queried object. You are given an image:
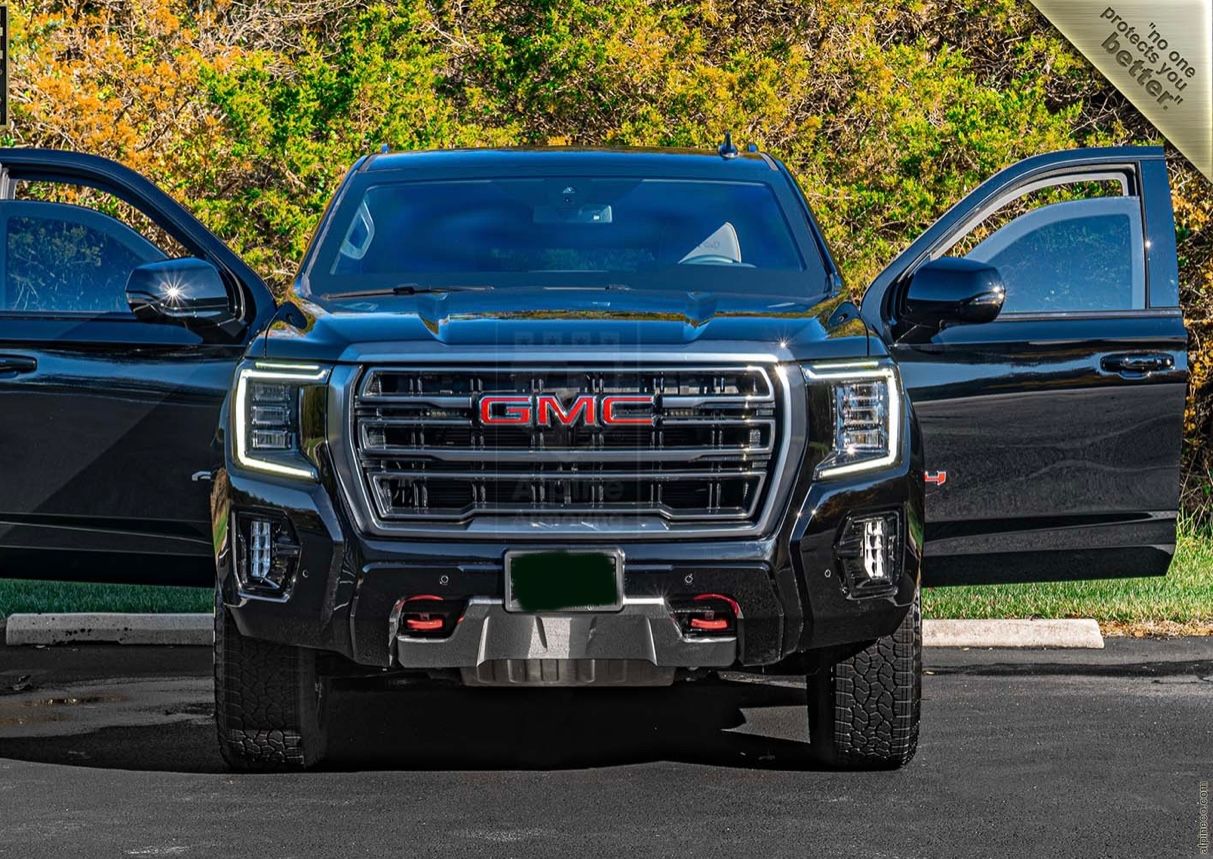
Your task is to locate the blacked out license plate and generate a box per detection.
[504,550,624,612]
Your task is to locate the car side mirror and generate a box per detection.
[902,257,1006,329]
[126,258,236,328]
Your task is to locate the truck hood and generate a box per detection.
[257,288,872,364]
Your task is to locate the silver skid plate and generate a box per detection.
[394,597,735,686]
[461,659,675,687]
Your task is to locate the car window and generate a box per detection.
[330,179,804,276]
[2,201,167,314]
[307,175,829,301]
[964,197,1145,314]
[937,175,1146,315]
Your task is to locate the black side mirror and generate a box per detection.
[902,257,1006,329]
[126,258,235,328]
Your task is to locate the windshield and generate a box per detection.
[305,176,827,299]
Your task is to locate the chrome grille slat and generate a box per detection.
[356,394,475,407]
[369,468,768,480]
[358,449,772,463]
[351,364,783,528]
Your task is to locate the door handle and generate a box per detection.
[0,355,37,376]
[1100,352,1173,378]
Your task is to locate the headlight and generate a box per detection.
[802,361,900,478]
[233,362,331,479]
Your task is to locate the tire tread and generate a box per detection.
[213,593,324,771]
[810,592,921,769]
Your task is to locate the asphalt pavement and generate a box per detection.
[0,637,1209,858]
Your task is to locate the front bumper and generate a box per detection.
[398,597,736,687]
[213,408,923,672]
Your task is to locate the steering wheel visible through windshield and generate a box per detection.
[305,175,826,300]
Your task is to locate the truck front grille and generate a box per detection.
[349,365,786,533]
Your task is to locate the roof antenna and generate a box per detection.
[379,143,391,154]
[717,132,739,159]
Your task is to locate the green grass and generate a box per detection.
[923,524,1213,633]
[1,527,1210,633]
[0,580,211,620]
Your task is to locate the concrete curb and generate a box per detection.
[4,613,212,646]
[924,618,1104,649]
[5,613,1104,649]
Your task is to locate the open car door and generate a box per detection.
[0,150,276,585]
[861,147,1188,585]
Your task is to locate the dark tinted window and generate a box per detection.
[965,197,1144,313]
[310,176,823,298]
[3,202,165,314]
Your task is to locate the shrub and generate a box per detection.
[7,0,1212,514]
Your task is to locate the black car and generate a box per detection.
[0,145,1187,770]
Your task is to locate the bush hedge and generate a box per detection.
[7,0,1212,514]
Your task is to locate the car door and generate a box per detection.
[861,147,1188,585]
[0,149,276,585]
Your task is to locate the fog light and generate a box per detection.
[835,512,901,597]
[235,514,300,595]
[861,518,889,581]
[249,519,272,581]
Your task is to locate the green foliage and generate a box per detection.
[7,0,1213,515]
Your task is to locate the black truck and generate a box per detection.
[0,145,1187,770]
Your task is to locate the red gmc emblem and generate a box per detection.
[478,393,656,427]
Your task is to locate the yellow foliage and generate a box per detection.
[4,0,1213,513]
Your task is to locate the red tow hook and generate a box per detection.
[671,592,741,637]
[397,595,462,639]
[405,617,445,633]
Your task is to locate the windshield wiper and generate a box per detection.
[325,284,494,299]
[538,283,633,292]
[393,283,494,295]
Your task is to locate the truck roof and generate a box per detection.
[359,146,781,179]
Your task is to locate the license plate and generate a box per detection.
[504,549,623,612]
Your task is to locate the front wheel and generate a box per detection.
[213,591,329,771]
[807,590,922,769]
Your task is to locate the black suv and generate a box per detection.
[0,146,1187,770]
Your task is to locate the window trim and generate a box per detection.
[955,307,1182,323]
[913,164,1153,319]
[0,155,264,331]
[932,170,1131,257]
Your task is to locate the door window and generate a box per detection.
[964,197,1145,313]
[3,202,167,313]
[0,181,190,316]
[937,175,1146,315]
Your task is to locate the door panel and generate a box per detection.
[0,150,274,585]
[862,147,1188,585]
[0,336,245,584]
[901,314,1186,585]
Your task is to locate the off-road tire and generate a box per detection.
[214,591,329,771]
[807,590,921,769]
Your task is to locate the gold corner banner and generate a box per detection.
[1030,0,1212,180]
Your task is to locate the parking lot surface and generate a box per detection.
[0,637,1209,857]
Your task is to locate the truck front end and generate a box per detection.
[211,148,923,771]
